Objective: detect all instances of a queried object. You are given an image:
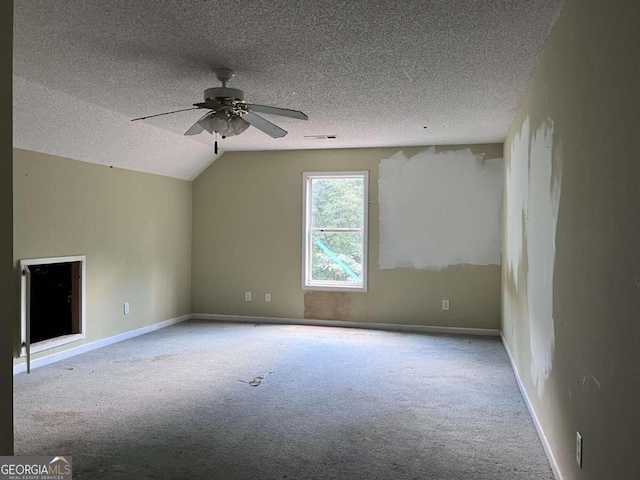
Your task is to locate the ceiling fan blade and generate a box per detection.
[242,112,288,138]
[131,107,200,122]
[193,100,224,110]
[184,122,204,136]
[245,104,308,120]
[184,112,216,136]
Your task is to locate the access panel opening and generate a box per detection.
[29,262,81,342]
[20,256,86,358]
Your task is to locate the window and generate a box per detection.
[303,171,368,291]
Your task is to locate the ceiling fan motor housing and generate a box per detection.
[204,87,245,102]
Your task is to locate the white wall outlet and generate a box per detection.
[124,302,130,315]
[265,293,271,302]
[442,299,450,311]
[576,431,583,467]
[245,292,252,301]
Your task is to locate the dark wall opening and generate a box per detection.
[29,262,80,343]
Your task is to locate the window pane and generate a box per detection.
[311,178,364,229]
[310,231,363,283]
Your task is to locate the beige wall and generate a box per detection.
[192,144,502,329]
[0,0,14,456]
[502,0,640,478]
[13,149,193,366]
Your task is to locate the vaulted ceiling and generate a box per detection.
[13,0,564,180]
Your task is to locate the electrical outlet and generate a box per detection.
[265,293,271,302]
[576,431,582,467]
[124,302,130,315]
[245,292,252,301]
[442,299,450,311]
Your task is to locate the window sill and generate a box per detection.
[303,284,368,293]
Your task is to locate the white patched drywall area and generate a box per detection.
[506,117,563,396]
[378,147,503,271]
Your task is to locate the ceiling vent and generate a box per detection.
[304,135,338,139]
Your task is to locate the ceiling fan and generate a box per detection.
[131,68,308,143]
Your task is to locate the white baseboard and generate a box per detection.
[192,313,500,336]
[13,314,191,375]
[500,333,563,480]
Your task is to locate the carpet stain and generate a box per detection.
[32,411,90,426]
[112,358,143,365]
[151,354,181,362]
[112,354,182,364]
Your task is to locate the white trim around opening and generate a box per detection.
[19,255,87,357]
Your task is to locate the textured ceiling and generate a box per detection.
[13,0,564,180]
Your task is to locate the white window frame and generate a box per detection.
[19,255,87,356]
[302,171,369,292]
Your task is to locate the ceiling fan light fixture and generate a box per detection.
[209,114,230,135]
[205,111,250,138]
[230,115,250,136]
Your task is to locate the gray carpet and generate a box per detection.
[14,320,554,479]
